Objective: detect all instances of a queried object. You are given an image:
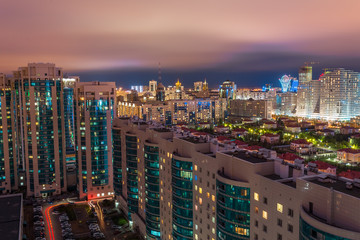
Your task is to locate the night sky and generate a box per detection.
[1,0,360,88]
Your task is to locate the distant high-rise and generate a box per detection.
[0,73,18,193]
[149,80,157,96]
[156,82,165,102]
[297,65,316,117]
[319,68,360,120]
[13,63,67,197]
[75,81,116,199]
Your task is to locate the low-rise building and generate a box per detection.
[231,128,248,138]
[290,139,313,154]
[278,152,303,164]
[316,129,335,136]
[340,126,359,135]
[262,120,277,129]
[315,123,328,130]
[308,161,336,175]
[260,133,280,144]
[214,125,230,133]
[285,124,301,133]
[337,148,360,163]
[0,194,23,240]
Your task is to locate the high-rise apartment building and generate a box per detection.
[297,66,313,117]
[0,73,18,193]
[113,118,360,240]
[74,81,116,199]
[278,92,297,116]
[13,63,67,197]
[319,68,360,120]
[230,99,273,119]
[149,80,157,96]
[63,77,79,166]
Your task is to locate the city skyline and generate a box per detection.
[2,0,360,88]
[2,1,360,240]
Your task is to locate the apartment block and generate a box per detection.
[75,81,116,199]
[113,118,360,240]
[0,73,18,193]
[12,63,67,197]
[230,99,273,119]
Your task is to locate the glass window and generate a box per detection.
[262,211,268,219]
[254,192,259,201]
[277,203,283,213]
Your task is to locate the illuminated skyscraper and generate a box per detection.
[0,73,18,193]
[149,80,157,96]
[319,68,360,120]
[297,65,317,117]
[13,63,67,197]
[75,81,116,199]
[63,77,79,166]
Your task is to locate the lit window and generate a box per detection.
[212,195,215,202]
[277,203,283,213]
[199,187,202,194]
[262,210,268,219]
[195,234,198,240]
[255,207,259,213]
[254,192,259,201]
[195,185,198,191]
[207,192,210,198]
[199,198,202,205]
[235,227,248,236]
[212,228,215,234]
[194,165,198,171]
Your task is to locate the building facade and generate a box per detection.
[75,81,116,199]
[113,118,360,240]
[230,99,273,119]
[319,68,360,120]
[12,63,67,197]
[0,73,18,193]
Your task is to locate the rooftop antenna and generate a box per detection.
[158,62,162,83]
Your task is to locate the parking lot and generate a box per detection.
[38,199,141,240]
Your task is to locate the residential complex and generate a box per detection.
[112,118,360,240]
[229,99,273,119]
[74,81,116,199]
[0,73,18,193]
[13,63,67,197]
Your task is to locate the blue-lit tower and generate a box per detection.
[75,81,116,200]
[13,63,67,197]
[63,77,78,166]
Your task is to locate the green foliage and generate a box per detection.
[111,214,128,226]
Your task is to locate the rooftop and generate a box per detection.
[310,161,336,170]
[180,137,207,144]
[0,194,22,240]
[338,170,360,179]
[309,177,360,198]
[291,139,310,145]
[152,128,171,132]
[264,174,282,180]
[224,150,269,164]
[281,180,297,188]
[338,148,360,154]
